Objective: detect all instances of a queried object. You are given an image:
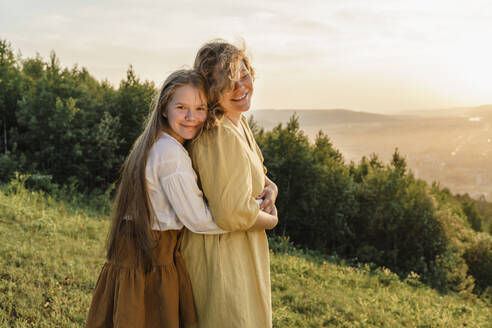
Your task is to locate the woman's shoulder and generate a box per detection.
[193,119,238,149]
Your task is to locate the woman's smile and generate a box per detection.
[232,91,248,102]
[219,63,253,118]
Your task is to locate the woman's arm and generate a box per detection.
[247,207,278,231]
[191,127,266,232]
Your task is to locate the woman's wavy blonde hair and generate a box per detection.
[193,39,255,129]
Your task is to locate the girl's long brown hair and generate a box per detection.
[106,69,206,271]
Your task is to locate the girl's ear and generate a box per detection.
[162,110,167,118]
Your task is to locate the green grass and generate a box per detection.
[270,241,491,327]
[0,185,491,327]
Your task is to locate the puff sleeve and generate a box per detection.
[159,170,226,234]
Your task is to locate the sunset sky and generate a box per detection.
[1,0,491,113]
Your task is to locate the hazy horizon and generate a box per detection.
[2,0,491,113]
[250,105,492,114]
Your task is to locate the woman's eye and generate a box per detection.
[240,69,250,79]
[241,74,250,82]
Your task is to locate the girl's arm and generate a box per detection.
[162,171,274,233]
[151,138,226,234]
[159,171,227,234]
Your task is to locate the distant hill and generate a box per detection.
[247,109,399,130]
[401,104,492,118]
[469,104,492,118]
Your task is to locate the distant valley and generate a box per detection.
[247,105,492,201]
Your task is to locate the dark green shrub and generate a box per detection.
[0,152,23,183]
[427,245,475,293]
[461,200,483,232]
[349,151,448,281]
[256,116,358,254]
[463,234,492,291]
[25,173,57,192]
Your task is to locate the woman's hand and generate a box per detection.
[269,206,278,228]
[257,176,278,215]
[247,207,278,231]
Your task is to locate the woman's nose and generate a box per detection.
[234,80,243,91]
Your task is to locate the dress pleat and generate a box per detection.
[86,228,197,328]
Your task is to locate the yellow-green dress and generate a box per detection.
[180,115,272,328]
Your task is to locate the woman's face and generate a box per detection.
[218,62,253,115]
[163,84,207,144]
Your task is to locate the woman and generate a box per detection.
[86,70,226,328]
[181,40,279,328]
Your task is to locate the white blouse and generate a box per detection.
[145,132,226,234]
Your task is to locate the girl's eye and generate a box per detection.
[197,107,207,111]
[176,105,185,110]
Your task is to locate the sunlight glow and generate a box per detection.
[1,0,490,112]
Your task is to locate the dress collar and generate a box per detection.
[223,115,253,151]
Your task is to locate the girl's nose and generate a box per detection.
[185,109,194,120]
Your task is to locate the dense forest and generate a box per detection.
[0,39,491,297]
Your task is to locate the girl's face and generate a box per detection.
[163,84,207,144]
[218,62,253,115]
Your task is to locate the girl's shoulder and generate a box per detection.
[149,133,189,165]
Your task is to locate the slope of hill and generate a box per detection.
[0,182,490,327]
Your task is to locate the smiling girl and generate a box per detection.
[85,70,225,328]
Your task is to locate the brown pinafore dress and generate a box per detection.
[85,224,197,328]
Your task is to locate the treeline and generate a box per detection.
[1,39,491,296]
[0,40,154,190]
[251,115,492,295]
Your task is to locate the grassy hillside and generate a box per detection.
[0,183,491,327]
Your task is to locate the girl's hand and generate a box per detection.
[257,176,278,215]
